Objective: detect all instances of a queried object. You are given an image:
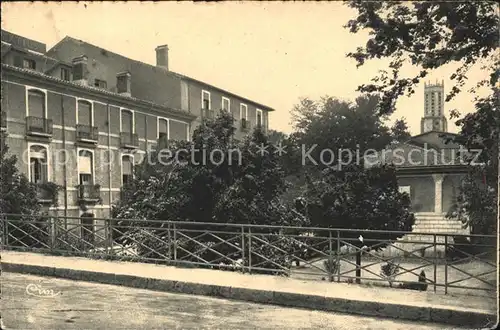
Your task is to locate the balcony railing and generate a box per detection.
[76,125,99,143]
[203,108,214,120]
[78,184,101,202]
[26,116,53,136]
[120,132,139,149]
[0,111,6,131]
[241,118,250,132]
[35,183,58,204]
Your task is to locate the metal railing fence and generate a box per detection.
[0,213,496,295]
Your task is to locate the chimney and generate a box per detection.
[116,71,131,97]
[155,45,169,70]
[72,55,88,85]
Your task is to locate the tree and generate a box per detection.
[0,137,47,248]
[303,164,414,239]
[391,118,411,143]
[291,95,393,169]
[345,1,499,234]
[266,129,288,145]
[112,112,306,273]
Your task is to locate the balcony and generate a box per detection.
[0,111,6,131]
[76,124,99,143]
[120,132,139,149]
[35,182,58,204]
[26,116,53,137]
[78,184,101,203]
[203,108,214,120]
[241,118,251,132]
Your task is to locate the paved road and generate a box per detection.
[1,273,463,330]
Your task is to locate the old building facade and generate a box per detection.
[1,30,273,231]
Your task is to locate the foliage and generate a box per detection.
[37,181,62,206]
[390,118,411,143]
[0,138,40,215]
[380,261,400,287]
[0,138,50,248]
[290,95,394,171]
[345,1,499,234]
[345,1,498,115]
[300,164,415,250]
[112,111,307,272]
[323,254,340,281]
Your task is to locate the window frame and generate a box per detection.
[121,154,135,186]
[27,143,51,183]
[240,103,248,120]
[94,79,107,89]
[76,98,95,126]
[157,116,170,140]
[256,109,263,127]
[23,58,36,70]
[77,148,95,186]
[221,97,231,112]
[60,67,71,81]
[119,108,135,134]
[202,90,211,110]
[25,87,48,118]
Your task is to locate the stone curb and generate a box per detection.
[2,262,494,327]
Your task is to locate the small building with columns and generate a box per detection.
[377,82,470,257]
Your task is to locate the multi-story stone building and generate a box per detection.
[1,30,274,229]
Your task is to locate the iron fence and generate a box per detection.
[0,213,496,296]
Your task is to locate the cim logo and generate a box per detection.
[26,283,61,298]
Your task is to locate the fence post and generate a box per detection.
[48,216,54,251]
[173,223,177,262]
[106,219,113,256]
[248,227,252,274]
[336,230,341,282]
[241,226,245,274]
[444,235,448,294]
[2,217,8,248]
[433,234,437,293]
[167,222,172,263]
[328,231,333,282]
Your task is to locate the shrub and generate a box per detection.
[323,254,340,282]
[380,261,400,287]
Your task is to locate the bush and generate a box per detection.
[380,261,400,287]
[323,255,340,282]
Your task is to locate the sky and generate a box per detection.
[1,2,490,136]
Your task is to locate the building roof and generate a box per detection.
[2,63,196,122]
[406,131,460,150]
[48,36,275,111]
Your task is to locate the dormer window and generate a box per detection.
[94,79,107,89]
[23,59,36,70]
[60,67,70,81]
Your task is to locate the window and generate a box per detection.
[27,90,46,118]
[240,104,248,120]
[121,155,134,185]
[23,59,36,70]
[202,90,211,110]
[94,79,107,89]
[222,97,230,112]
[121,109,134,133]
[256,109,263,128]
[77,100,92,126]
[169,120,189,141]
[158,118,169,139]
[29,145,48,184]
[78,150,94,185]
[60,67,70,81]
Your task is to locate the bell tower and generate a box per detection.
[420,80,448,133]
